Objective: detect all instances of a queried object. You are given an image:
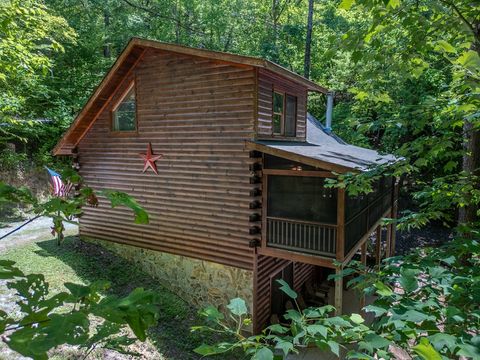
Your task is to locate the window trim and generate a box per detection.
[271,89,297,137]
[111,81,138,134]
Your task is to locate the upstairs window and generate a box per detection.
[112,83,136,132]
[273,92,284,134]
[272,90,297,137]
[285,94,297,137]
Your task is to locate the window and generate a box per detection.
[272,91,297,137]
[285,94,297,137]
[273,92,284,134]
[112,84,136,132]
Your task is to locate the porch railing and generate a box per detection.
[266,217,337,257]
[344,191,392,256]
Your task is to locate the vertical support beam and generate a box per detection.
[359,242,367,311]
[386,223,392,258]
[375,225,382,266]
[336,188,345,262]
[334,266,343,315]
[390,179,400,256]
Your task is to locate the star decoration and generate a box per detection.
[139,143,163,174]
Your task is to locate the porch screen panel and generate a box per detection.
[267,176,337,224]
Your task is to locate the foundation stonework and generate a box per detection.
[82,237,254,314]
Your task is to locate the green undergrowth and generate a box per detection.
[0,236,241,359]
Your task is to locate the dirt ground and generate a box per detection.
[0,216,78,252]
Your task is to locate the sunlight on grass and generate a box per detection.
[0,236,237,360]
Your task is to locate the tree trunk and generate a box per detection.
[304,0,314,79]
[458,122,480,225]
[103,10,111,58]
[458,22,480,226]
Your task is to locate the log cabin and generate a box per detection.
[54,38,398,333]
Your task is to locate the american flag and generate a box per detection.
[45,167,72,197]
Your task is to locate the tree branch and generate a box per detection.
[120,0,205,37]
[440,0,478,41]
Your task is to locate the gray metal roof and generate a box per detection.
[253,114,397,172]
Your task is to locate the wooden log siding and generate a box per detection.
[253,255,316,333]
[256,69,307,140]
[253,255,291,332]
[77,48,258,270]
[293,262,315,293]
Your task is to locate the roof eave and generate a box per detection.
[245,140,357,174]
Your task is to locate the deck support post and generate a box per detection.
[375,225,382,266]
[386,224,392,258]
[359,242,367,312]
[336,188,345,263]
[390,223,396,257]
[334,266,343,315]
[390,180,399,256]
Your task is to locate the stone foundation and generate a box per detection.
[83,237,254,316]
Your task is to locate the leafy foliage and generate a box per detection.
[342,233,480,359]
[0,171,149,243]
[193,280,385,360]
[1,0,478,229]
[194,231,480,359]
[0,0,75,144]
[326,0,480,227]
[0,260,160,359]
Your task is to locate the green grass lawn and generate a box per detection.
[0,236,242,360]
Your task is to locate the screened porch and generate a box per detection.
[260,154,396,266]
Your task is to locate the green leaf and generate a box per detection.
[339,0,355,10]
[326,316,352,327]
[435,40,456,54]
[64,282,91,299]
[400,310,432,323]
[253,347,274,360]
[457,344,480,358]
[227,298,248,317]
[276,279,297,299]
[364,333,390,349]
[364,305,387,317]
[350,313,364,324]
[44,312,90,346]
[399,267,418,293]
[267,324,289,334]
[428,333,457,352]
[387,0,400,8]
[327,340,340,356]
[275,340,294,356]
[306,324,328,338]
[374,281,393,296]
[284,309,302,322]
[456,50,480,72]
[412,338,442,360]
[199,305,224,322]
[99,190,149,224]
[194,343,225,356]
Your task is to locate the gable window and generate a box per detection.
[112,83,136,132]
[272,90,297,137]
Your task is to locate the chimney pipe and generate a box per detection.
[325,91,334,133]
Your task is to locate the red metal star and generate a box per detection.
[139,143,163,175]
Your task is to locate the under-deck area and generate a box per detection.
[254,225,392,333]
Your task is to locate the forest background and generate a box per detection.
[1,0,479,228]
